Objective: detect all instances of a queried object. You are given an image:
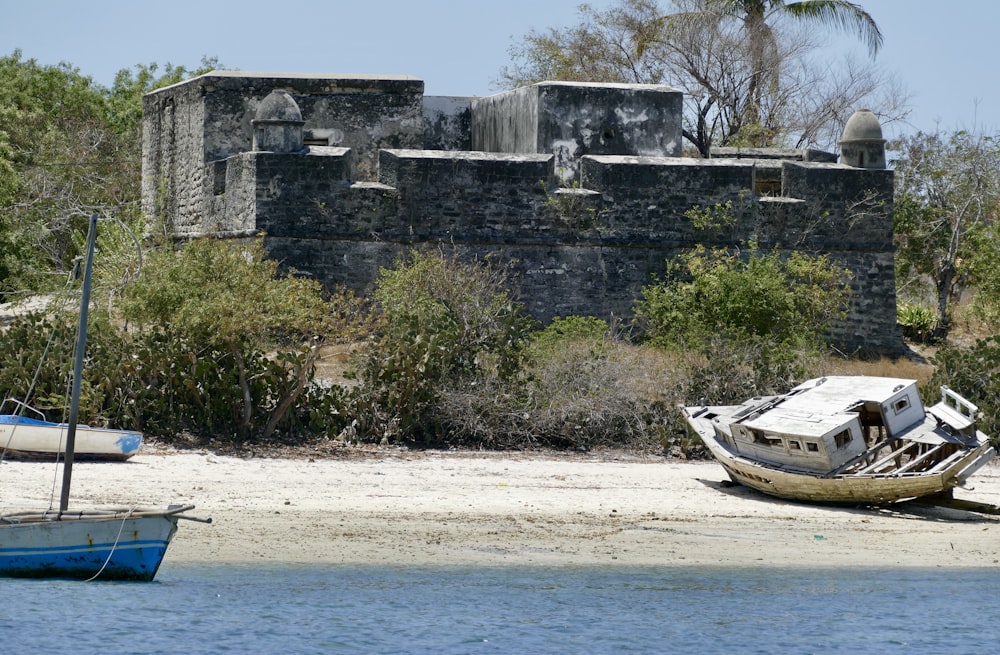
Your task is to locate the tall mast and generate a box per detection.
[59,214,98,513]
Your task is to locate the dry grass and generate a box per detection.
[818,355,934,384]
[313,343,364,385]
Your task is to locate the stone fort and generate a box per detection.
[141,71,901,355]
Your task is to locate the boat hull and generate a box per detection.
[709,440,994,504]
[0,418,142,461]
[0,512,179,581]
[686,411,996,504]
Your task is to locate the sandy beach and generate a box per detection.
[2,450,999,568]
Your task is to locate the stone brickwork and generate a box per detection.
[141,72,903,355]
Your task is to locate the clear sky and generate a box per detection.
[1,0,996,138]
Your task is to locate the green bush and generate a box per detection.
[897,300,938,343]
[634,241,851,404]
[0,305,355,448]
[925,337,1000,444]
[0,309,121,425]
[115,238,367,445]
[354,249,535,444]
[0,238,366,446]
[524,315,611,361]
[635,241,852,351]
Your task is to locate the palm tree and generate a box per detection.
[717,1,883,138]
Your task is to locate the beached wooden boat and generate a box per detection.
[0,214,206,581]
[0,399,142,461]
[682,376,995,504]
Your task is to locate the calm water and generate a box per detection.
[3,563,997,654]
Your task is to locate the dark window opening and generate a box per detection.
[834,429,853,448]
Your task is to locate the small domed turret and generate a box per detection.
[839,109,885,170]
[252,90,305,153]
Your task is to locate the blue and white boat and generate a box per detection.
[0,505,193,581]
[0,399,142,461]
[0,214,207,581]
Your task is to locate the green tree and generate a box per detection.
[967,222,1000,331]
[501,0,903,156]
[636,241,853,350]
[891,130,1000,339]
[120,238,363,443]
[0,51,112,294]
[0,51,219,299]
[926,337,1000,443]
[105,57,219,140]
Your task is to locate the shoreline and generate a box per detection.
[2,451,999,568]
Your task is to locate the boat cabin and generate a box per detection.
[717,377,926,473]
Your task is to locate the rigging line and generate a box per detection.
[84,505,138,582]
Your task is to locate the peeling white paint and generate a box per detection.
[614,107,650,125]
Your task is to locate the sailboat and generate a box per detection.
[0,214,208,581]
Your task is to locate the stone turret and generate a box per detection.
[839,109,886,170]
[252,90,304,153]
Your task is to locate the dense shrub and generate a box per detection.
[635,241,852,351]
[117,238,368,444]
[925,337,1000,444]
[0,238,368,447]
[673,334,823,405]
[0,309,124,425]
[353,250,535,444]
[634,241,851,408]
[434,317,680,451]
[897,300,938,343]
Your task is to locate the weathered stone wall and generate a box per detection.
[423,96,472,151]
[227,146,898,353]
[473,82,684,181]
[471,86,540,155]
[142,73,904,356]
[142,72,424,236]
[141,80,210,236]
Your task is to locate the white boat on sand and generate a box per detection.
[682,376,995,505]
[0,399,142,461]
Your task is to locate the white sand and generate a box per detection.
[3,452,999,567]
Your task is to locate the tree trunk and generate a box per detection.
[231,344,253,444]
[934,262,956,340]
[261,342,323,441]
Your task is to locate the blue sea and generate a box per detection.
[3,563,997,654]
